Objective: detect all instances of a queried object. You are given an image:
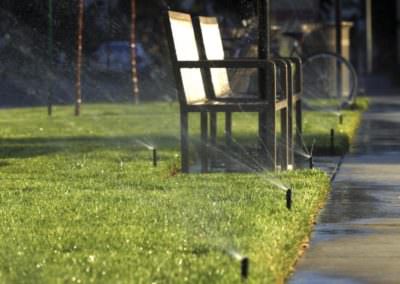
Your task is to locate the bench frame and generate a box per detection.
[165,11,302,173]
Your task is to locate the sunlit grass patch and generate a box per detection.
[0,100,366,283]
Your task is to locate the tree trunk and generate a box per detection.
[130,0,140,104]
[48,0,53,116]
[75,0,84,116]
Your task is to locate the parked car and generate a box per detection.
[89,41,151,73]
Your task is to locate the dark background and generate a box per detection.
[0,0,397,106]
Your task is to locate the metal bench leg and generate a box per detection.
[180,111,189,173]
[225,112,232,170]
[259,111,268,166]
[200,112,208,173]
[296,100,303,156]
[225,112,232,146]
[280,108,289,171]
[288,109,294,168]
[210,112,217,167]
[287,78,294,169]
[264,109,276,171]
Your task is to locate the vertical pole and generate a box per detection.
[225,112,232,146]
[335,0,343,99]
[75,0,84,116]
[295,100,303,156]
[330,128,335,155]
[287,62,294,167]
[200,112,209,173]
[257,0,270,98]
[258,0,270,61]
[47,0,53,116]
[130,0,140,104]
[107,2,111,70]
[225,112,232,171]
[181,111,189,173]
[152,148,157,167]
[241,257,249,280]
[280,108,288,170]
[257,0,275,170]
[335,0,342,56]
[210,112,217,168]
[265,63,277,170]
[397,0,400,65]
[366,0,373,73]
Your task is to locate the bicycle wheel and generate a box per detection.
[302,52,358,111]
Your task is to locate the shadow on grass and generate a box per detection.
[0,135,181,159]
[0,131,351,161]
[235,133,350,156]
[306,133,350,156]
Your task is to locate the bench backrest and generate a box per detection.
[165,11,207,105]
[197,16,232,98]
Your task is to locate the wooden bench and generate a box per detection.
[165,11,295,173]
[193,15,303,169]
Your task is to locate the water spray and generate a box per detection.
[160,0,170,9]
[227,250,249,280]
[136,140,157,166]
[286,188,292,210]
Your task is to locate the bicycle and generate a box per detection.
[229,20,358,111]
[281,29,358,110]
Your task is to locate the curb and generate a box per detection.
[330,155,345,182]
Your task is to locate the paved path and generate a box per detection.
[290,96,400,284]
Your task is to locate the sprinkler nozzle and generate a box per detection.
[309,156,314,169]
[339,114,343,125]
[152,148,157,167]
[330,129,335,155]
[286,188,292,210]
[226,250,250,280]
[241,257,249,280]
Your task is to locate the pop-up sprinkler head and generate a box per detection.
[286,188,292,210]
[241,257,249,280]
[339,114,344,125]
[309,139,315,170]
[330,129,335,156]
[152,148,157,167]
[226,250,250,280]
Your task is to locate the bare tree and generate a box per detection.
[75,0,84,116]
[48,0,53,116]
[130,0,139,104]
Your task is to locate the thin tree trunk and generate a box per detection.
[48,0,53,116]
[75,0,84,116]
[130,0,139,104]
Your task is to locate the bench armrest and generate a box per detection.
[289,57,302,94]
[177,59,276,69]
[279,57,302,94]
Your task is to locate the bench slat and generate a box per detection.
[168,11,207,104]
[198,16,231,98]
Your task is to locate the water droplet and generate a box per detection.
[88,255,95,263]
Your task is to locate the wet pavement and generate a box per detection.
[289,96,400,284]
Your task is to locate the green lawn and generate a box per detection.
[0,100,366,283]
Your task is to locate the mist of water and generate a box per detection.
[135,139,155,151]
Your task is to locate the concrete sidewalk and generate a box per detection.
[290,96,400,284]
